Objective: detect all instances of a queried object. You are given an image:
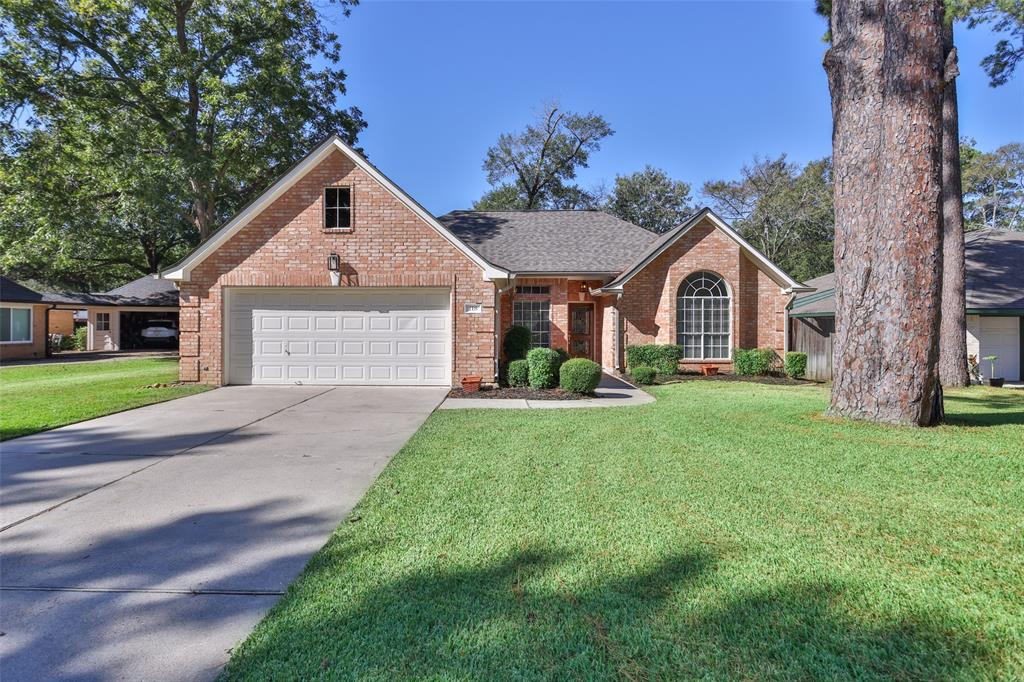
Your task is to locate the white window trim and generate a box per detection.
[676,273,733,361]
[512,299,552,348]
[0,303,34,345]
[96,311,111,331]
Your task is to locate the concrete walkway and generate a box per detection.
[439,373,654,409]
[0,385,447,681]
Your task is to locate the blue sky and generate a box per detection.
[328,1,1023,215]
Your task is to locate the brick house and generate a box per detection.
[162,135,811,386]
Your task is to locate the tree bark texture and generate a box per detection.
[824,0,946,426]
[938,22,971,388]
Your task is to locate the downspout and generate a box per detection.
[782,292,797,354]
[45,305,56,357]
[614,293,623,371]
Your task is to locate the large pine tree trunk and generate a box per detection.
[938,22,971,388]
[824,0,946,426]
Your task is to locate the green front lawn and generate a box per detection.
[223,381,1024,680]
[0,358,209,440]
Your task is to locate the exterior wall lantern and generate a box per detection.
[327,252,341,285]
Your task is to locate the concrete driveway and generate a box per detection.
[0,385,447,681]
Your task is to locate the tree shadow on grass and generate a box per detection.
[944,391,1024,427]
[222,545,1003,680]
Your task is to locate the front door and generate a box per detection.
[569,304,593,359]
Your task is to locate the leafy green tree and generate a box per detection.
[949,0,1024,86]
[702,156,834,282]
[476,103,612,210]
[1,0,366,281]
[960,139,1024,230]
[605,166,693,233]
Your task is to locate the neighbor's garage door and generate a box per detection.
[978,316,1021,381]
[226,288,451,385]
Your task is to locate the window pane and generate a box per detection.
[512,300,550,348]
[1,308,10,342]
[325,208,338,229]
[11,308,30,341]
[677,271,730,358]
[325,188,338,207]
[338,207,351,228]
[336,188,351,208]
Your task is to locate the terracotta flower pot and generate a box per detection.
[700,364,719,377]
[461,376,482,393]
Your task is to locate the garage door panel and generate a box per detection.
[228,288,451,386]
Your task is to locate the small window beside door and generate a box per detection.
[96,312,111,331]
[324,187,352,231]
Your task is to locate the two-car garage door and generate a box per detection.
[226,288,451,385]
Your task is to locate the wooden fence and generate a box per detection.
[791,317,834,382]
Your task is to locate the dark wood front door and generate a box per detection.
[569,304,593,359]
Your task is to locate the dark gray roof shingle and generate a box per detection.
[0,276,47,303]
[438,210,659,273]
[790,229,1024,317]
[104,274,179,306]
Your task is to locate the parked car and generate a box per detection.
[140,320,178,346]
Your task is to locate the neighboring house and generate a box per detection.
[77,275,180,351]
[0,276,50,361]
[789,228,1024,382]
[161,135,811,386]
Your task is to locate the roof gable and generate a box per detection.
[161,136,507,281]
[597,208,811,293]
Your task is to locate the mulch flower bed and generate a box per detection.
[446,386,585,400]
[638,372,815,387]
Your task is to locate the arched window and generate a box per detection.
[676,272,731,360]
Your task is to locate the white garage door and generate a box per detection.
[978,316,1021,381]
[226,288,451,385]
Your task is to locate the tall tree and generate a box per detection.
[703,156,834,282]
[1,0,366,244]
[605,166,693,233]
[823,0,947,426]
[475,103,612,210]
[939,21,971,387]
[961,140,1024,229]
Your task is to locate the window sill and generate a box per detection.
[0,340,34,345]
[323,227,355,234]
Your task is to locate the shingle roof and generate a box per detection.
[104,274,179,306]
[438,210,659,273]
[1,274,177,308]
[790,229,1024,317]
[0,276,47,303]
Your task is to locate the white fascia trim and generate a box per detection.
[600,209,807,293]
[162,136,508,282]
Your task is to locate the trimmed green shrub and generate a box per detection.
[785,351,808,379]
[503,325,532,361]
[625,344,681,375]
[631,365,657,385]
[559,358,602,394]
[57,333,77,351]
[507,359,530,387]
[734,348,778,376]
[73,326,88,350]
[527,347,561,389]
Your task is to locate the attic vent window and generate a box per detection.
[324,187,352,230]
[515,285,550,295]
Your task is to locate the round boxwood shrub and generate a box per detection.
[559,358,602,394]
[785,351,808,379]
[507,359,530,387]
[631,365,656,385]
[503,325,532,361]
[526,347,561,389]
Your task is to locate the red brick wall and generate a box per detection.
[178,149,495,385]
[0,304,47,361]
[497,278,604,364]
[617,217,789,371]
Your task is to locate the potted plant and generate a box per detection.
[700,364,719,376]
[460,375,482,393]
[982,355,1004,388]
